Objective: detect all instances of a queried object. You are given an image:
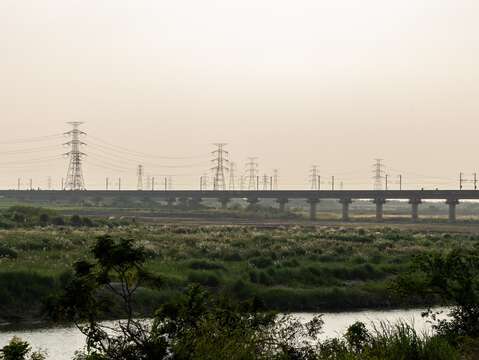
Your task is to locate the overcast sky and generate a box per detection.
[1,0,478,190]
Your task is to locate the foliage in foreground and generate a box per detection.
[44,235,479,359]
[0,337,45,360]
[396,248,479,340]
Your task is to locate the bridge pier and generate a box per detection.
[374,198,386,221]
[190,197,202,208]
[409,198,421,222]
[178,197,188,209]
[446,198,459,223]
[277,198,288,212]
[307,199,319,220]
[247,197,259,208]
[219,197,230,209]
[339,198,352,221]
[167,197,176,208]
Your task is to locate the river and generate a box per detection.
[0,308,447,359]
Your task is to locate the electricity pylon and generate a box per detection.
[64,122,86,191]
[246,157,258,190]
[229,162,236,190]
[310,165,319,190]
[137,165,144,190]
[273,169,278,190]
[372,159,385,190]
[262,174,269,190]
[211,143,229,190]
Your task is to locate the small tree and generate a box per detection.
[70,215,83,227]
[38,214,49,226]
[51,235,323,359]
[51,235,163,359]
[395,249,479,339]
[0,337,46,360]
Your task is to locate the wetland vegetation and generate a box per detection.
[0,206,479,358]
[0,206,478,323]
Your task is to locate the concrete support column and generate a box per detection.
[409,198,422,222]
[373,198,386,221]
[307,199,319,221]
[446,198,459,223]
[178,197,188,209]
[339,198,352,221]
[247,197,259,208]
[167,197,176,208]
[219,197,230,209]
[190,197,202,208]
[277,198,289,212]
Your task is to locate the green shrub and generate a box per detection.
[82,217,94,227]
[222,251,242,261]
[38,214,49,225]
[0,272,57,320]
[187,271,220,287]
[0,246,18,259]
[51,217,65,226]
[249,256,273,269]
[0,217,15,229]
[188,260,226,271]
[70,215,83,227]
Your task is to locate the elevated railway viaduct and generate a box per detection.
[1,189,477,223]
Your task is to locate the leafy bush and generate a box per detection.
[187,271,221,287]
[50,217,65,226]
[188,260,226,271]
[0,336,46,360]
[69,215,83,227]
[249,256,274,269]
[0,246,18,259]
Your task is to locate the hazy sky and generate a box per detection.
[1,0,479,189]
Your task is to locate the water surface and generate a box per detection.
[0,308,447,360]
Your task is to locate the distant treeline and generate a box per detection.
[0,205,129,229]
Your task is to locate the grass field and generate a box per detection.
[0,213,478,323]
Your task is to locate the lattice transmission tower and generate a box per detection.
[246,157,258,190]
[229,162,236,190]
[146,174,151,191]
[273,169,278,190]
[211,143,229,190]
[137,165,144,190]
[201,173,209,190]
[310,165,319,190]
[262,174,269,190]
[372,159,385,190]
[64,122,86,191]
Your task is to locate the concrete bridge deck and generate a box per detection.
[1,189,477,222]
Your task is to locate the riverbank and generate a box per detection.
[0,222,476,322]
[0,309,445,360]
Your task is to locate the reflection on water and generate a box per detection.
[0,308,448,360]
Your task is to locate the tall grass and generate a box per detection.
[0,223,476,321]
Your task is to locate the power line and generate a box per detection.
[87,142,210,168]
[0,144,60,155]
[88,135,208,160]
[0,133,63,145]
